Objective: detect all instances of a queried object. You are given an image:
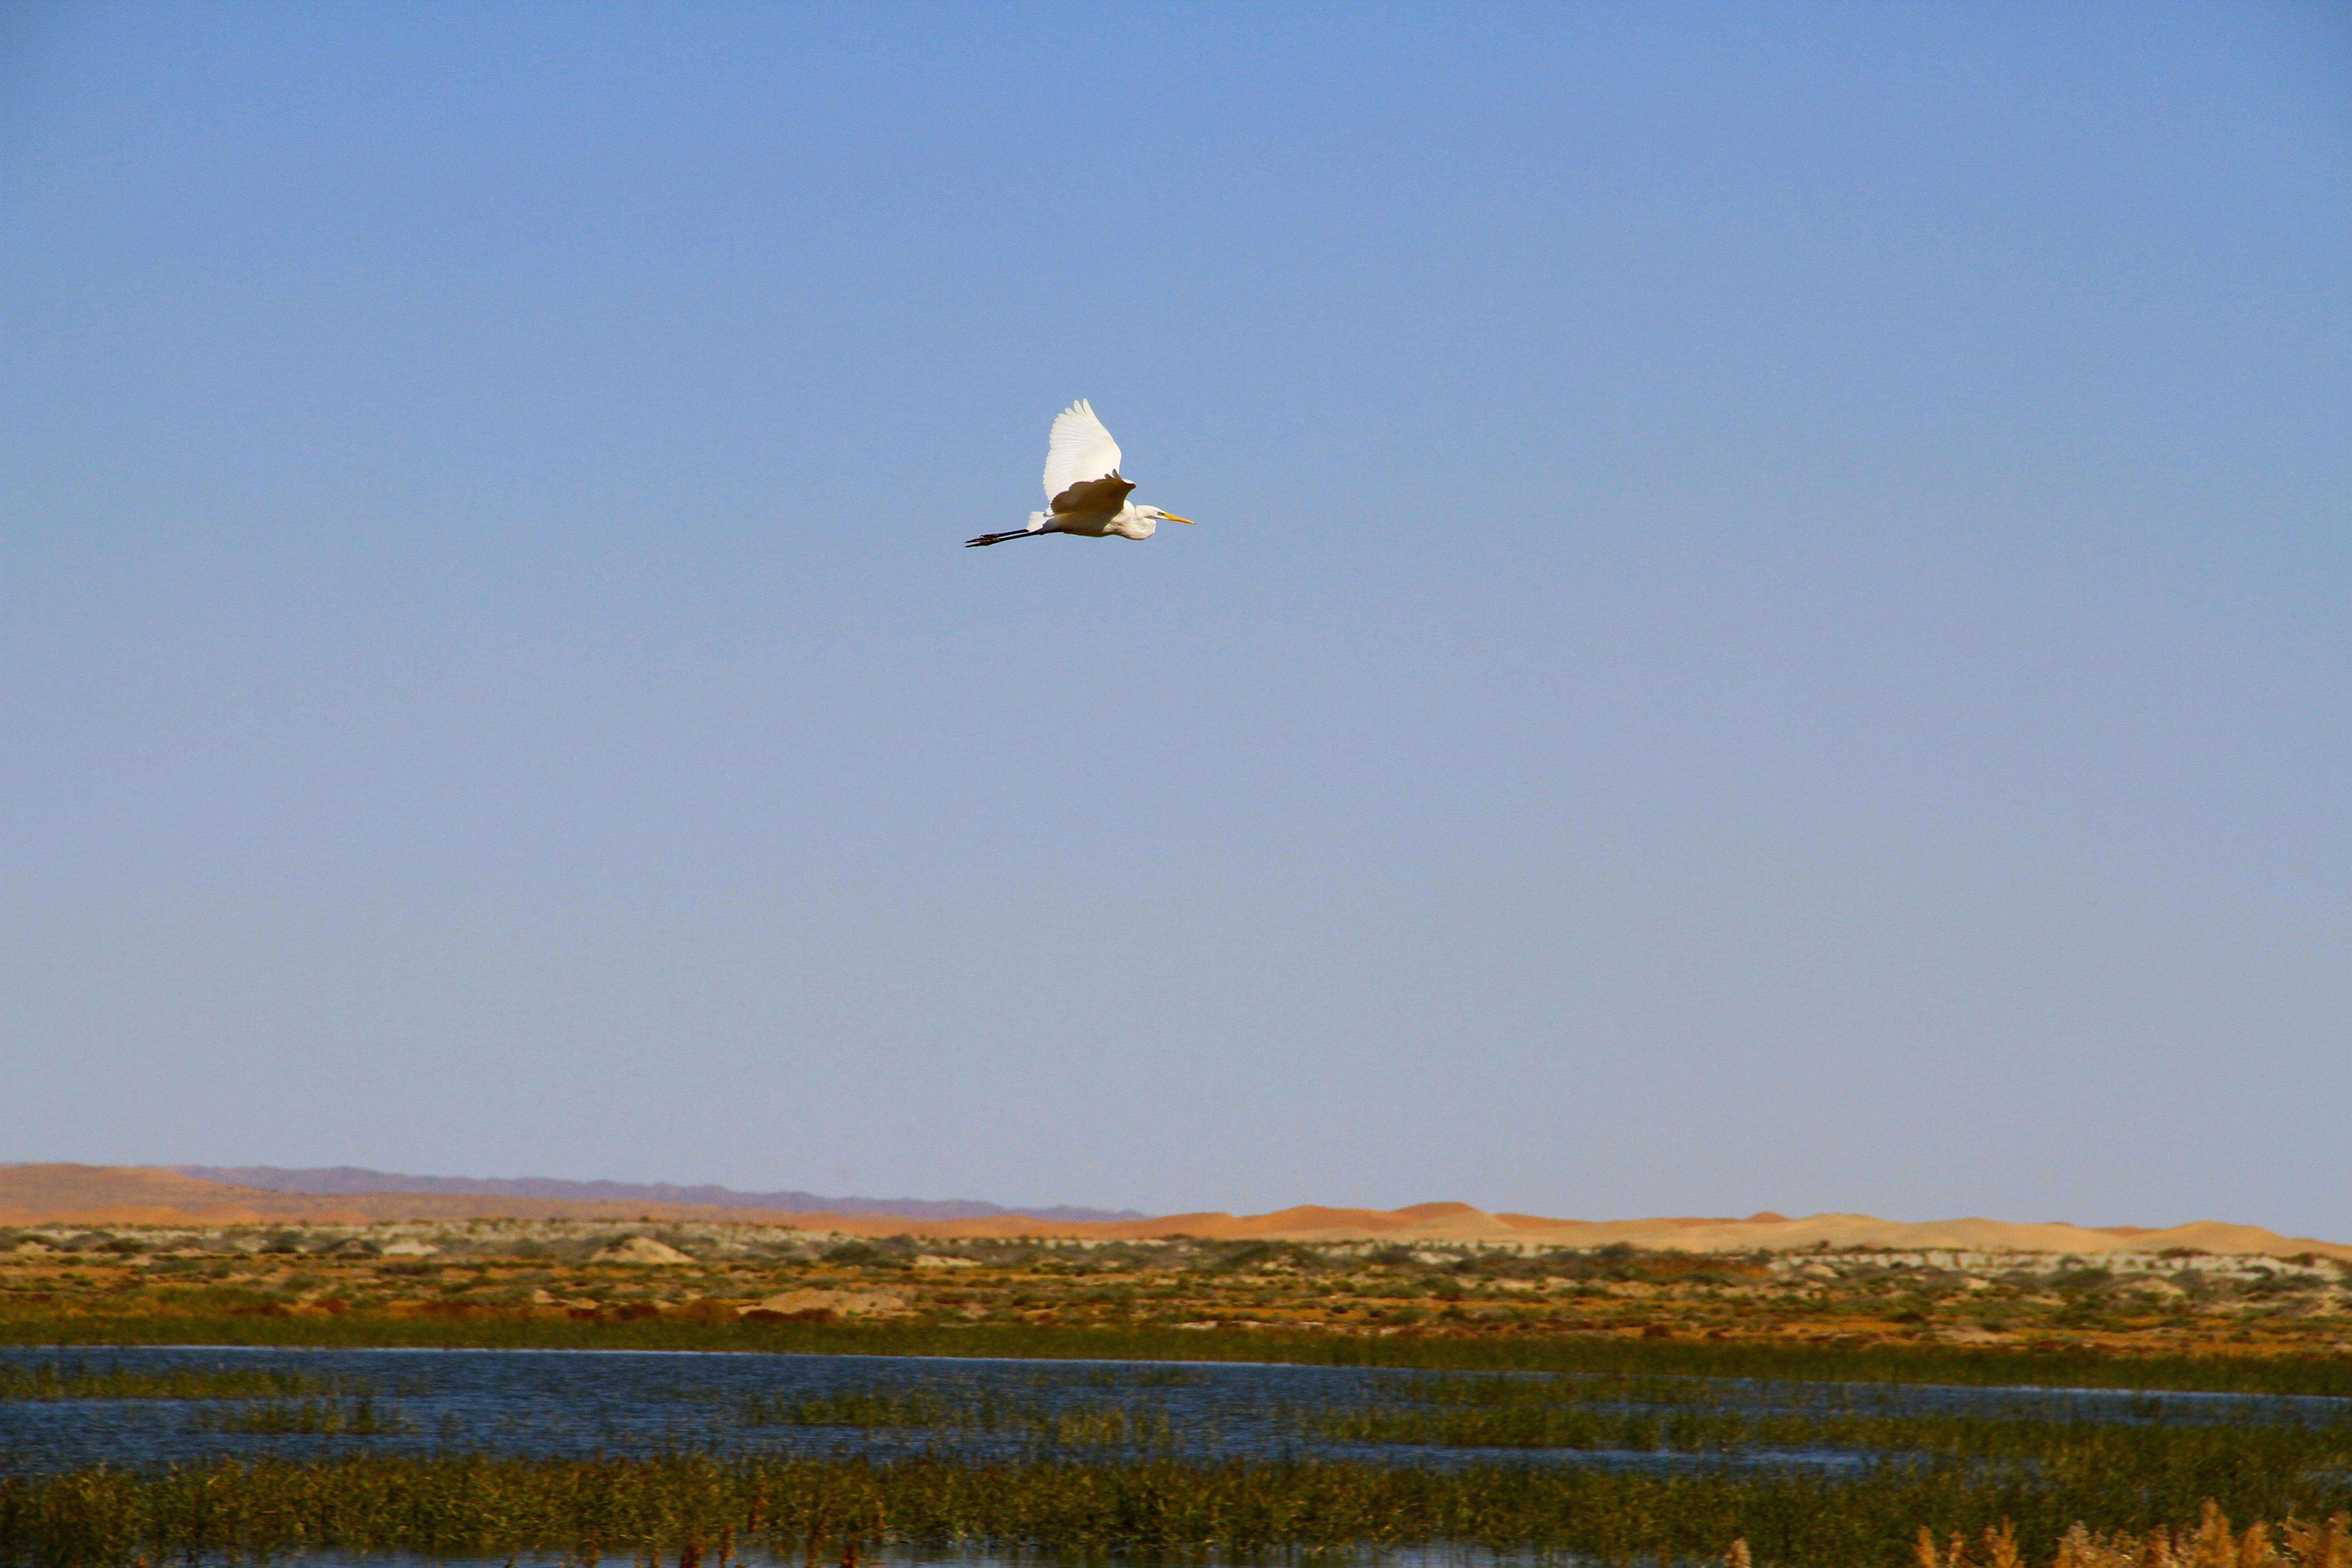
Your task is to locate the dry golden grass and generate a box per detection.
[1905,1505,2352,1568]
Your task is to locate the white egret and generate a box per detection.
[966,400,1196,547]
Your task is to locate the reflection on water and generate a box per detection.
[0,1343,2341,1481]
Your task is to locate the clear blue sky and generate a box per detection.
[6,4,2347,1235]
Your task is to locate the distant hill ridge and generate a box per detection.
[2,1167,2344,1263]
[170,1166,1147,1224]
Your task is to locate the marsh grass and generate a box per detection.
[1036,1404,1175,1447]
[1298,1367,2352,1495]
[2030,1503,2352,1568]
[1080,1364,1201,1388]
[0,1361,350,1401]
[1314,1400,2352,1482]
[737,1389,975,1429]
[185,1396,413,1436]
[722,1365,2351,1486]
[734,1388,1175,1448]
[2,1452,2347,1568]
[9,1311,2351,1397]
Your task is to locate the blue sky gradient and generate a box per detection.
[5,4,2348,1233]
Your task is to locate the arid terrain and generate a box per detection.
[4,1166,2348,1358]
[7,1163,2349,1259]
[6,1166,2350,1565]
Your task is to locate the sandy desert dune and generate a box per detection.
[2,1165,2345,1263]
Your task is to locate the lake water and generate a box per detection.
[3,1343,2343,1480]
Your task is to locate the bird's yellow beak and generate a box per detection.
[1161,513,1196,525]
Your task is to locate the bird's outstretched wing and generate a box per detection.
[1043,399,1129,513]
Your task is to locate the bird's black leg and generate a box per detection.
[964,527,1049,548]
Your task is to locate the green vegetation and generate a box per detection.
[3,1332,2346,1563]
[736,1385,968,1428]
[2,1449,2346,1568]
[733,1385,1173,1446]
[1315,1397,2352,1479]
[7,1223,2348,1562]
[1038,1404,1174,1446]
[1309,1366,2204,1429]
[1294,1366,2352,1483]
[7,1309,2350,1396]
[185,1396,412,1436]
[0,1361,349,1402]
[675,1363,2352,1538]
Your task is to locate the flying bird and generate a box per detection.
[966,400,1196,548]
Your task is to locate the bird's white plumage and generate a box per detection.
[1042,399,1123,504]
[965,398,1192,548]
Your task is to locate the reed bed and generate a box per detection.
[1313,1399,2352,1485]
[705,1363,2352,1486]
[1038,1404,1176,1446]
[1352,1371,2020,1415]
[1304,1369,2352,1469]
[9,1311,2351,1397]
[736,1388,974,1429]
[1930,1504,2351,1568]
[1078,1364,1202,1388]
[1363,1369,2222,1419]
[734,1387,1174,1447]
[2,1452,2347,1568]
[714,1364,2352,1521]
[0,1361,351,1402]
[184,1395,413,1435]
